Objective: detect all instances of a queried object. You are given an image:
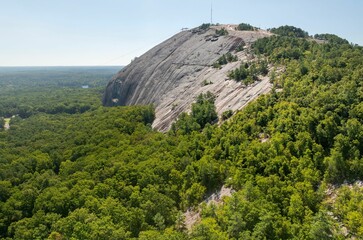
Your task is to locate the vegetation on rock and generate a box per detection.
[199,23,211,30]
[228,60,268,84]
[215,28,229,36]
[236,23,256,31]
[213,52,238,68]
[171,92,218,135]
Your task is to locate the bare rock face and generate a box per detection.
[103,25,273,131]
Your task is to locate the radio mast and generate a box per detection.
[210,1,213,24]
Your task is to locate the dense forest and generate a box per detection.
[0,67,119,118]
[1,26,363,240]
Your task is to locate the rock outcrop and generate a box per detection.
[103,25,273,131]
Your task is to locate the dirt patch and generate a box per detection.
[184,185,233,231]
[4,118,10,130]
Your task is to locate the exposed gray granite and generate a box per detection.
[103,25,273,131]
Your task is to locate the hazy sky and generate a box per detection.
[1,0,362,66]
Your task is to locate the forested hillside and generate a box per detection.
[1,27,363,239]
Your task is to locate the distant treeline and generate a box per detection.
[0,67,120,118]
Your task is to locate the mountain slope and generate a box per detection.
[103,25,272,131]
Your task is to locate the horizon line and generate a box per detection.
[0,65,123,68]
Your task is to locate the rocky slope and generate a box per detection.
[103,24,273,131]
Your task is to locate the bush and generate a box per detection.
[199,23,211,30]
[213,53,238,68]
[192,92,218,128]
[201,80,213,86]
[222,110,233,120]
[215,28,228,36]
[172,92,218,135]
[236,42,246,52]
[236,23,255,31]
[228,60,268,83]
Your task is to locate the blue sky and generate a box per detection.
[1,0,362,66]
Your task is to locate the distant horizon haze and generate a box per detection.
[0,65,123,68]
[1,0,362,66]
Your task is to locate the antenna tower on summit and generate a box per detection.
[210,1,213,24]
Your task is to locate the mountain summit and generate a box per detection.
[103,24,272,131]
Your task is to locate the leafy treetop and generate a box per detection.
[270,25,309,38]
[314,33,349,45]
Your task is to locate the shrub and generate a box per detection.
[236,23,255,31]
[222,110,233,120]
[199,23,211,30]
[213,53,238,68]
[228,60,268,84]
[236,42,246,52]
[215,28,228,36]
